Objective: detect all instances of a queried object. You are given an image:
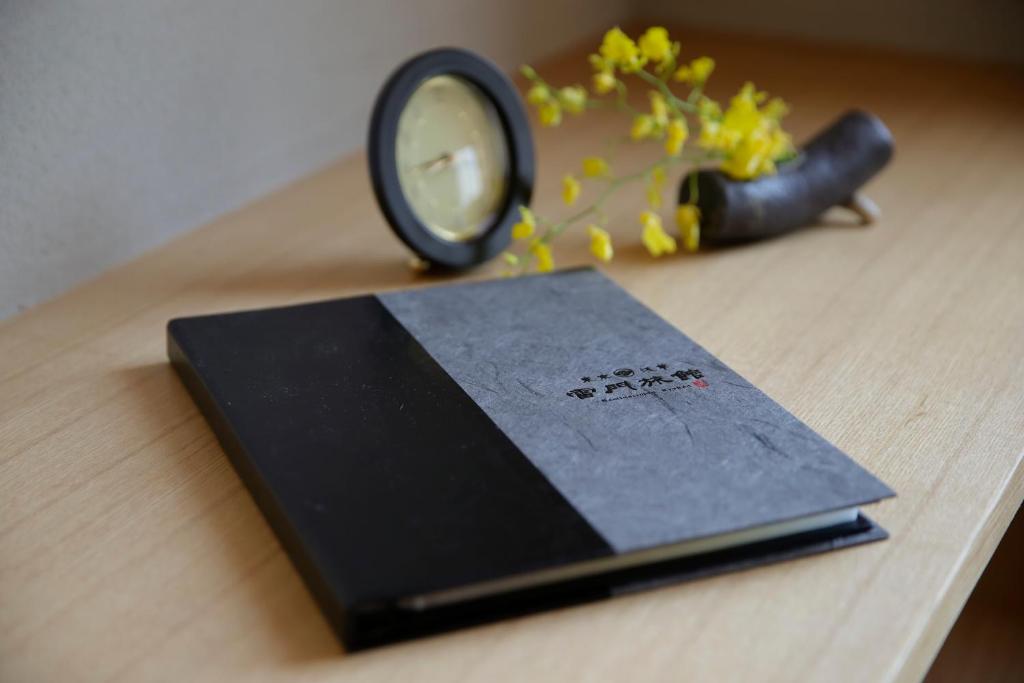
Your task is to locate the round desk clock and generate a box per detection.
[368,48,535,269]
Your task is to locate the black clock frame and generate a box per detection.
[368,48,535,269]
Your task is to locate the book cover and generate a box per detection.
[167,268,893,649]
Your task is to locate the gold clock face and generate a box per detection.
[395,75,510,242]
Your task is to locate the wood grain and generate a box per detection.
[2,27,1023,683]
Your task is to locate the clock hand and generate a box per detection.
[414,152,454,174]
[413,147,476,174]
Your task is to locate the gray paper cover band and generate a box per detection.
[379,269,892,554]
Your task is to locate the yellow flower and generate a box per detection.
[526,84,549,105]
[599,27,645,72]
[638,27,672,63]
[538,101,562,127]
[592,70,616,95]
[768,127,792,159]
[691,56,715,83]
[698,119,740,152]
[558,85,587,114]
[582,156,610,178]
[665,117,688,156]
[587,225,614,262]
[675,204,701,252]
[588,53,609,71]
[562,174,581,205]
[645,166,666,208]
[697,96,721,119]
[703,82,792,179]
[696,83,790,171]
[675,56,715,85]
[631,114,655,140]
[763,97,789,121]
[649,91,669,127]
[721,82,765,138]
[640,211,677,257]
[646,184,662,209]
[652,165,666,187]
[511,205,536,240]
[720,130,775,179]
[512,223,534,240]
[530,240,554,272]
[698,119,719,149]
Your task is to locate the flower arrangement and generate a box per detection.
[503,26,795,274]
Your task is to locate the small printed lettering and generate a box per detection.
[605,380,636,394]
[565,363,709,401]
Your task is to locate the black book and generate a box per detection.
[167,268,893,650]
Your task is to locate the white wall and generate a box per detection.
[0,0,626,319]
[638,0,1024,65]
[2,0,1020,319]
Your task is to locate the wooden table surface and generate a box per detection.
[2,28,1023,683]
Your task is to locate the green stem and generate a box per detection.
[509,142,720,272]
[687,84,704,106]
[634,69,696,114]
[540,155,689,242]
[613,79,643,116]
[603,133,637,164]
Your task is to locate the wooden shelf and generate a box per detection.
[2,27,1023,682]
[927,505,1024,682]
